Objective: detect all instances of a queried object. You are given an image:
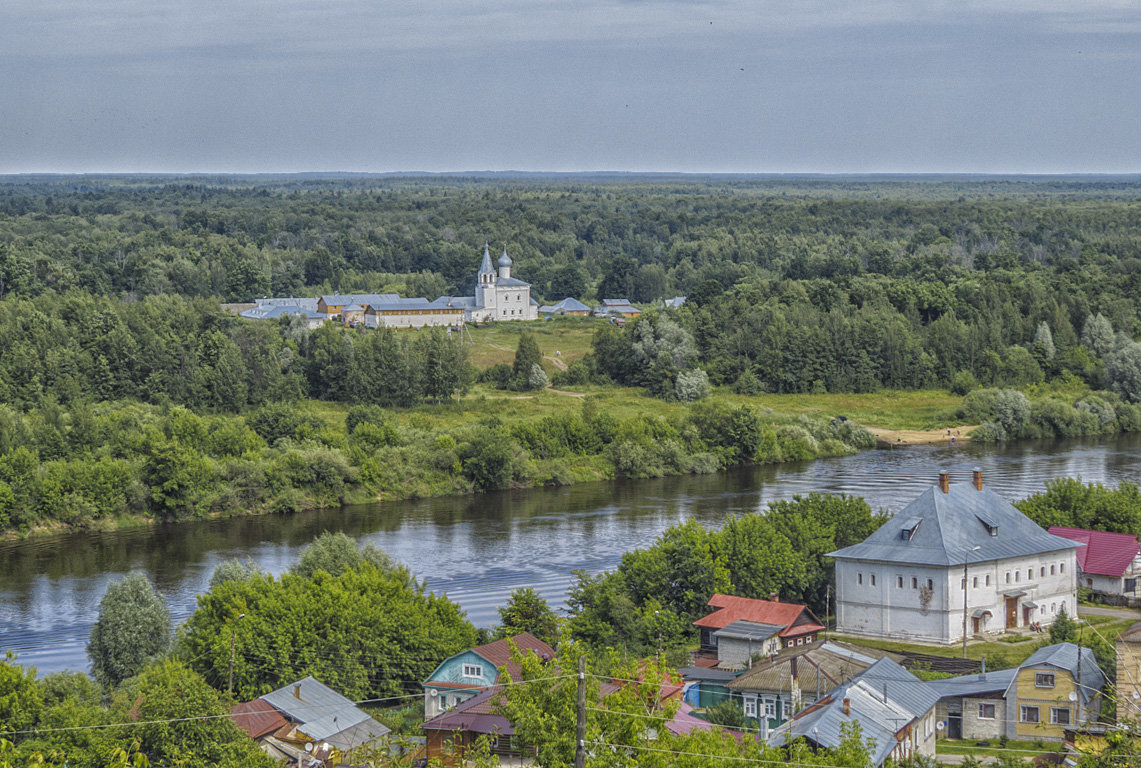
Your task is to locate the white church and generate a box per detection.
[434,244,539,323]
[830,471,1079,645]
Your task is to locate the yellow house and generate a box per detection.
[1006,642,1103,741]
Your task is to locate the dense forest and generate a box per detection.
[1,175,1141,533]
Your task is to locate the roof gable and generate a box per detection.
[829,483,1079,567]
[1047,526,1140,577]
[259,676,390,747]
[425,633,555,687]
[1006,642,1105,704]
[694,594,824,635]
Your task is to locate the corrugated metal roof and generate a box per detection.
[713,620,783,642]
[1048,527,1140,578]
[319,293,398,306]
[478,244,495,275]
[695,594,823,635]
[496,277,530,287]
[729,643,879,694]
[259,676,390,749]
[231,699,288,739]
[240,305,325,320]
[829,483,1079,567]
[923,669,1017,699]
[768,657,939,767]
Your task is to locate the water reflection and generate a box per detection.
[3,434,1141,674]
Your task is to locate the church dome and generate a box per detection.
[497,250,513,268]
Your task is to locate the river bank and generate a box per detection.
[6,433,1141,675]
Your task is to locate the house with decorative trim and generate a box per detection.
[421,633,554,720]
[1047,526,1141,596]
[830,471,1079,644]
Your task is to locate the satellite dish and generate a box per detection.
[305,743,314,753]
[936,721,945,731]
[429,689,438,697]
[1068,692,1078,702]
[1133,691,1140,700]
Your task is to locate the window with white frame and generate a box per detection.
[1050,707,1071,725]
[897,576,903,588]
[857,573,863,585]
[763,698,776,718]
[978,703,996,719]
[1035,673,1056,688]
[783,700,792,719]
[1020,705,1040,723]
[871,574,876,586]
[462,663,484,678]
[912,577,918,589]
[743,696,757,718]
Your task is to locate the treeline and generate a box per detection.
[573,290,1141,404]
[0,396,875,533]
[958,387,1141,442]
[2,177,1140,313]
[0,291,467,410]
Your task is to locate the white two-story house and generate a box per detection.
[830,471,1079,645]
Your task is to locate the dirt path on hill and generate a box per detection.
[543,355,568,370]
[868,426,976,446]
[547,388,585,398]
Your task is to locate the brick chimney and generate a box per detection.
[842,698,850,715]
[939,471,950,494]
[973,468,983,491]
[769,592,779,602]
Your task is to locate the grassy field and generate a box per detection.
[465,315,600,368]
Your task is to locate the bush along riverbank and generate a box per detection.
[0,392,876,537]
[958,386,1141,442]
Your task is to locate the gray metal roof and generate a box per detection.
[320,293,399,307]
[496,276,530,287]
[829,483,1079,567]
[923,668,1017,699]
[255,297,319,311]
[498,249,512,267]
[366,298,438,312]
[713,620,783,642]
[678,666,741,683]
[260,676,390,749]
[240,305,325,321]
[431,296,478,309]
[768,657,939,767]
[1008,642,1105,705]
[478,244,495,275]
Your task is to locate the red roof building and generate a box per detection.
[1048,527,1141,596]
[694,594,826,668]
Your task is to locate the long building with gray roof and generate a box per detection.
[830,471,1079,644]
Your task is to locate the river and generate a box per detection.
[3,433,1141,675]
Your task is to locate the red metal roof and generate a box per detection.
[693,594,825,637]
[1048,526,1140,578]
[469,632,556,682]
[231,699,289,740]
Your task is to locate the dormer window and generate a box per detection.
[975,513,998,537]
[462,664,484,678]
[900,517,922,541]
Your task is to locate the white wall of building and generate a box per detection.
[836,551,1077,644]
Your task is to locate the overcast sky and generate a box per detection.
[2,1,1139,174]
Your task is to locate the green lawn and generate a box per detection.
[937,738,1062,759]
[465,315,601,368]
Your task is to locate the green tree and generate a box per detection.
[291,530,400,579]
[512,333,544,391]
[208,558,267,590]
[128,660,275,768]
[86,573,172,688]
[498,588,559,646]
[180,561,478,700]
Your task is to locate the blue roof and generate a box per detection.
[496,276,530,287]
[924,668,1017,699]
[829,483,1079,567]
[240,305,324,320]
[498,249,513,267]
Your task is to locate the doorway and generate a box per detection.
[1005,597,1018,629]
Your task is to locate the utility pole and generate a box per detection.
[825,584,831,638]
[575,656,586,768]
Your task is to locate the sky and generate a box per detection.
[1,1,1140,174]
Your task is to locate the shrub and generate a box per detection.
[950,369,977,395]
[675,369,711,402]
[970,421,1008,442]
